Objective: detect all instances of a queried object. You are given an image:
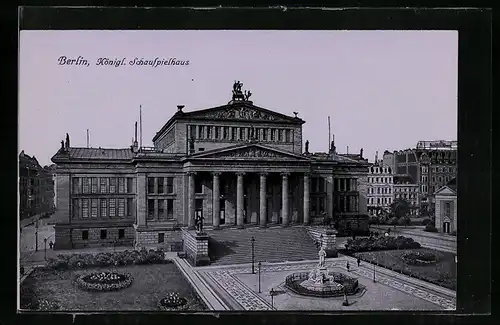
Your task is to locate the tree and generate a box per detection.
[390,198,410,219]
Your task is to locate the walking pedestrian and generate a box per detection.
[346,261,350,272]
[357,257,360,267]
[49,241,54,250]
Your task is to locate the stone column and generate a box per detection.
[136,173,147,227]
[281,172,289,227]
[259,173,267,228]
[187,172,196,229]
[212,172,221,229]
[327,175,334,218]
[236,172,245,229]
[303,173,310,225]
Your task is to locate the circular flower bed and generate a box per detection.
[158,292,188,311]
[402,251,438,265]
[75,271,133,292]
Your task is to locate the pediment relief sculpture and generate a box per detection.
[213,147,287,159]
[204,107,279,121]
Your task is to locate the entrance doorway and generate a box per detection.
[220,199,225,225]
[443,221,451,234]
[243,198,248,223]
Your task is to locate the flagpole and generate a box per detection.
[139,105,143,149]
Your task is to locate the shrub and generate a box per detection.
[368,216,378,225]
[344,235,421,253]
[450,230,457,236]
[424,224,438,232]
[388,217,398,225]
[378,216,388,225]
[421,218,432,226]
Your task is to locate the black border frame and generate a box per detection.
[8,6,492,325]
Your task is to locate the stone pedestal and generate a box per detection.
[181,228,211,266]
[323,229,338,258]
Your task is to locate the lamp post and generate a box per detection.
[270,288,275,309]
[372,259,376,283]
[258,261,262,293]
[44,238,47,260]
[251,236,255,274]
[35,218,39,252]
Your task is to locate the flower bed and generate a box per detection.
[402,251,438,265]
[344,235,421,253]
[75,271,133,292]
[46,248,167,270]
[157,292,188,311]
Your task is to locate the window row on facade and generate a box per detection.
[147,177,175,194]
[72,198,133,219]
[394,187,418,193]
[431,166,456,173]
[147,198,175,220]
[72,177,134,195]
[368,176,392,184]
[189,124,294,143]
[368,197,393,205]
[395,193,418,201]
[80,228,126,240]
[368,187,392,194]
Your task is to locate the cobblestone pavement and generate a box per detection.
[197,258,456,311]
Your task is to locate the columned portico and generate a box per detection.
[236,172,245,229]
[212,172,221,229]
[187,172,196,230]
[303,173,310,225]
[259,173,267,228]
[281,172,290,227]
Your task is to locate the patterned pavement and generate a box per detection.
[196,258,456,311]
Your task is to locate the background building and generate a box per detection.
[393,174,419,216]
[19,150,55,221]
[366,158,394,216]
[434,178,457,234]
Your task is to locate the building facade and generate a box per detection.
[393,174,419,216]
[51,85,370,250]
[19,151,55,221]
[366,161,394,216]
[434,178,457,234]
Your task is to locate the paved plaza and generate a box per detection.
[190,256,456,311]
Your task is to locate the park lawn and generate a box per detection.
[354,248,457,290]
[20,262,207,311]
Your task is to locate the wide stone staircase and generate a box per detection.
[206,226,320,266]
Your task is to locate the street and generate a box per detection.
[19,218,55,257]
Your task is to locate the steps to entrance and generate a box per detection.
[206,226,319,266]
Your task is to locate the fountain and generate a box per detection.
[284,240,360,297]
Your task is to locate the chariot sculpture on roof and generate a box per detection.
[231,80,252,102]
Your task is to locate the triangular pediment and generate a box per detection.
[189,144,309,160]
[184,102,302,124]
[434,186,457,196]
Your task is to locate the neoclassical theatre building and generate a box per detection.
[51,84,370,250]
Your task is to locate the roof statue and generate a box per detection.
[231,80,252,102]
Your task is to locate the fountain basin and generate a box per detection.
[285,271,359,298]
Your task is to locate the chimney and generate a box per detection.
[132,122,139,152]
[360,148,364,158]
[65,133,70,149]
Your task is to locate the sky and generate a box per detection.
[19,30,458,167]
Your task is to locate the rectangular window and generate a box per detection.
[91,199,98,218]
[127,177,133,193]
[311,178,318,193]
[82,199,89,218]
[215,127,220,139]
[166,177,174,193]
[158,233,165,243]
[127,198,133,216]
[167,199,174,219]
[318,178,325,192]
[195,179,203,194]
[285,129,291,142]
[100,199,107,217]
[157,177,164,194]
[118,229,125,239]
[118,199,125,217]
[82,230,88,240]
[223,126,229,139]
[278,129,283,141]
[270,129,275,141]
[207,126,212,139]
[199,125,205,139]
[72,199,80,219]
[147,199,155,219]
[239,127,244,140]
[147,177,155,194]
[82,178,90,194]
[72,178,80,194]
[109,178,116,193]
[445,202,451,216]
[91,177,98,193]
[100,178,108,193]
[118,178,125,193]
[100,229,107,240]
[190,125,196,139]
[109,198,116,217]
[263,129,268,141]
[232,127,237,140]
[158,200,165,220]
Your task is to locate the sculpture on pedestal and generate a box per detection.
[195,214,205,233]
